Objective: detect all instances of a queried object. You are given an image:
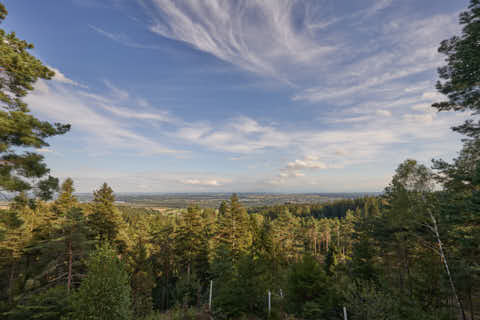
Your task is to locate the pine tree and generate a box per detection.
[48,179,90,293]
[0,4,69,198]
[433,0,480,137]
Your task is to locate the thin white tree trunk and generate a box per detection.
[428,210,466,320]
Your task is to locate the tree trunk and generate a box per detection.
[468,285,474,320]
[8,261,16,305]
[429,211,466,320]
[67,237,73,293]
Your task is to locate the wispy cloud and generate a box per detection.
[362,0,394,18]
[142,0,336,83]
[89,24,162,49]
[174,117,290,153]
[294,12,459,103]
[179,178,223,186]
[27,75,180,156]
[101,105,174,122]
[47,65,86,88]
[286,157,328,170]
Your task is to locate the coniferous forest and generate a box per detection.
[1,1,480,319]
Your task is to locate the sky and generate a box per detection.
[2,0,471,193]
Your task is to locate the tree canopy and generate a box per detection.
[433,0,480,137]
[0,4,69,198]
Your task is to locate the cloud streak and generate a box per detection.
[142,0,337,83]
[27,79,180,156]
[89,24,163,49]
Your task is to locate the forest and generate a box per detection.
[1,0,480,319]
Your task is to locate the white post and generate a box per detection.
[209,280,213,310]
[343,306,348,320]
[268,290,271,316]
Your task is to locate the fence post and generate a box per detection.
[268,290,271,316]
[209,280,213,310]
[343,306,348,320]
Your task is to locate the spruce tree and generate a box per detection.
[88,183,123,245]
[215,194,250,262]
[175,206,204,282]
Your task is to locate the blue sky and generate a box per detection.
[3,0,471,193]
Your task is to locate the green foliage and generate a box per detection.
[286,255,338,320]
[88,183,124,245]
[433,0,480,137]
[175,205,207,281]
[143,305,199,320]
[344,281,452,320]
[3,285,70,320]
[215,194,251,262]
[70,243,132,320]
[0,5,69,196]
[129,240,155,317]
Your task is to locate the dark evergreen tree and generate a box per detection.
[88,183,124,246]
[215,194,251,262]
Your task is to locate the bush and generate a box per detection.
[70,243,132,320]
[143,305,199,320]
[3,285,70,320]
[344,281,453,320]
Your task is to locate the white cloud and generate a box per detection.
[27,73,466,193]
[175,117,290,153]
[294,12,459,103]
[411,103,432,112]
[287,157,328,170]
[104,80,129,100]
[422,91,444,101]
[27,79,180,156]
[47,65,86,88]
[89,24,162,49]
[363,0,394,17]
[376,109,392,117]
[102,104,173,122]
[179,179,222,186]
[403,113,435,124]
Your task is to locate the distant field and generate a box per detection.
[77,192,375,208]
[0,193,377,210]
